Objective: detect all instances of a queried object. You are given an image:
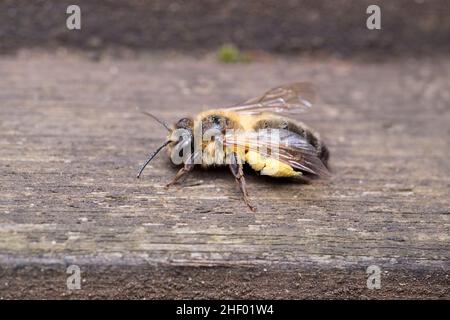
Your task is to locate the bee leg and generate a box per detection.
[229,154,256,212]
[165,162,195,188]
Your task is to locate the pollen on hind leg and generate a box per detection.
[245,150,265,171]
[246,150,301,177]
[260,158,302,177]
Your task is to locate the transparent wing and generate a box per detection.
[224,82,316,115]
[224,129,329,177]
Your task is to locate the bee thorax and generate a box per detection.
[202,141,226,166]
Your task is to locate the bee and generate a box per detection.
[137,82,330,211]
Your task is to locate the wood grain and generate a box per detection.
[0,51,449,298]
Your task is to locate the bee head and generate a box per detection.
[164,117,194,164]
[137,113,194,178]
[167,117,194,143]
[175,117,194,130]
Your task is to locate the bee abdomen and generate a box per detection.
[253,118,329,167]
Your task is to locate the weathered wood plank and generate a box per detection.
[0,52,449,298]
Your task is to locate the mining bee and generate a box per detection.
[137,82,330,211]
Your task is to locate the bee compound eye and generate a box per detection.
[176,118,193,129]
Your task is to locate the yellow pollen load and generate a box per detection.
[245,151,301,177]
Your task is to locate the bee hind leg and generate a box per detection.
[229,153,256,212]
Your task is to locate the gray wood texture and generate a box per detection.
[0,52,449,298]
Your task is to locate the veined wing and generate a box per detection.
[224,129,329,177]
[223,82,316,115]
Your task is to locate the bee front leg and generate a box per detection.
[166,151,200,188]
[229,153,256,212]
[165,162,195,188]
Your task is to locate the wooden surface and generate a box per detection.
[0,51,449,298]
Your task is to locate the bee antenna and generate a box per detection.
[141,111,171,132]
[136,140,171,178]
